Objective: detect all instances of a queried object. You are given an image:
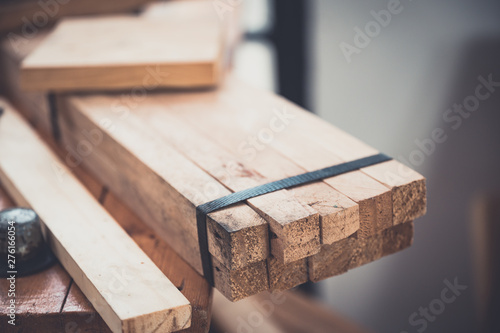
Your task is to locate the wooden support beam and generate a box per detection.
[0,100,191,333]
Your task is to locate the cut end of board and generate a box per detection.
[308,222,414,283]
[270,214,321,264]
[212,257,269,302]
[121,304,192,333]
[392,178,427,225]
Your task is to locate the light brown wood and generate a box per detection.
[169,77,397,240]
[0,137,213,333]
[20,15,223,91]
[104,193,213,333]
[127,90,361,251]
[267,256,308,292]
[194,76,425,228]
[308,222,414,282]
[0,0,153,35]
[123,103,321,263]
[0,99,191,333]
[57,94,269,275]
[279,104,427,226]
[212,258,269,302]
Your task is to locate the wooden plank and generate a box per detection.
[185,76,425,228]
[57,94,269,276]
[166,77,394,240]
[102,192,213,333]
[20,15,223,91]
[308,222,414,282]
[120,103,321,263]
[171,108,361,246]
[126,91,361,250]
[265,93,427,226]
[0,0,153,35]
[0,175,214,333]
[0,100,191,333]
[0,124,213,333]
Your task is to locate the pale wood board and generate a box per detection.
[20,15,223,91]
[0,99,191,333]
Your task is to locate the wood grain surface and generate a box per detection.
[20,15,223,91]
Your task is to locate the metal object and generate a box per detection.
[0,208,56,277]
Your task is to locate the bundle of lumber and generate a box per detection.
[51,78,423,301]
[0,1,426,329]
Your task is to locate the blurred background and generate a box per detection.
[234,0,500,332]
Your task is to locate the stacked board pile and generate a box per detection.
[0,1,426,303]
[0,3,426,333]
[52,78,425,301]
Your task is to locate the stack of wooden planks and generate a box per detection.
[52,78,423,301]
[0,0,426,323]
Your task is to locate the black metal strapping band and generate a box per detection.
[196,153,392,286]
